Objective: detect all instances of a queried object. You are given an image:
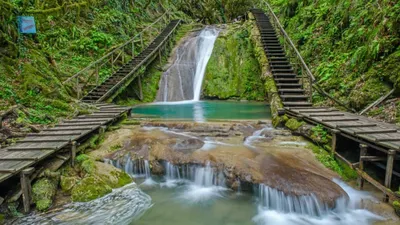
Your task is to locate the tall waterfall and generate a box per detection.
[156,27,219,102]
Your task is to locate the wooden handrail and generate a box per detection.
[62,10,170,85]
[260,1,356,112]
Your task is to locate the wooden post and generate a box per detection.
[384,149,396,201]
[0,116,2,129]
[358,144,368,190]
[138,76,143,101]
[71,141,77,167]
[95,63,99,86]
[159,49,162,65]
[20,167,35,213]
[76,77,80,99]
[132,40,135,58]
[331,129,340,156]
[140,34,144,50]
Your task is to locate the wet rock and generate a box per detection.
[150,160,164,175]
[260,154,348,207]
[71,176,112,202]
[60,176,78,193]
[173,138,205,152]
[32,178,58,211]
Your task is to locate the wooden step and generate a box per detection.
[283,101,313,107]
[275,78,300,83]
[280,95,309,99]
[278,89,305,93]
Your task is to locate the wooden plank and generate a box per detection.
[336,123,377,128]
[355,129,397,135]
[297,109,339,113]
[56,122,104,127]
[0,161,29,172]
[321,117,359,122]
[27,132,82,137]
[308,113,345,117]
[359,133,400,142]
[0,150,54,161]
[63,119,109,123]
[43,126,95,131]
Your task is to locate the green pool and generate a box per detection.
[131,101,271,121]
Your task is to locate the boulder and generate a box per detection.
[173,138,204,152]
[32,178,58,211]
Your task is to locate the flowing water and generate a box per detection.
[157,26,220,102]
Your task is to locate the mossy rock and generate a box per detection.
[60,176,78,193]
[71,176,112,202]
[93,161,132,188]
[285,118,304,131]
[32,178,57,211]
[393,201,400,217]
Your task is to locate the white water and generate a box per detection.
[253,180,384,225]
[192,27,219,101]
[15,183,152,225]
[157,27,219,102]
[244,126,274,148]
[107,157,151,179]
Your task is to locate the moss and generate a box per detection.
[394,201,400,210]
[307,143,357,181]
[203,22,265,101]
[32,178,57,211]
[122,119,141,125]
[0,214,4,223]
[111,170,132,188]
[285,118,304,131]
[71,176,112,202]
[60,176,78,192]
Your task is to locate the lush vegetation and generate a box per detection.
[0,0,185,125]
[265,0,400,123]
[175,0,254,23]
[203,22,265,101]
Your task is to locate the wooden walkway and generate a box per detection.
[82,20,181,103]
[0,104,129,183]
[252,8,399,201]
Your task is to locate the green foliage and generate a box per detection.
[393,201,400,210]
[175,0,254,23]
[311,125,329,144]
[285,118,304,131]
[308,143,357,181]
[203,22,265,101]
[0,0,179,125]
[266,0,400,110]
[110,144,122,151]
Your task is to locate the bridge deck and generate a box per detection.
[0,104,129,183]
[285,107,400,152]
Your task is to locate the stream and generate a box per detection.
[11,26,394,225]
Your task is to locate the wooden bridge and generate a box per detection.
[0,15,181,212]
[252,7,399,202]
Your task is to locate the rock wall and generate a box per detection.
[202,23,266,101]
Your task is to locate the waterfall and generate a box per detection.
[253,181,384,225]
[164,161,225,187]
[156,27,219,102]
[107,156,151,179]
[257,184,328,217]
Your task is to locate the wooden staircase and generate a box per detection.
[251,9,312,108]
[82,20,181,103]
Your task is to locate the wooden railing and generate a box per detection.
[260,2,356,112]
[62,11,172,99]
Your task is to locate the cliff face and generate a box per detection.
[263,0,400,124]
[203,23,265,101]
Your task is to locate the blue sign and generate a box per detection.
[18,16,37,34]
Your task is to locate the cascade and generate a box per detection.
[156,27,219,102]
[107,156,151,178]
